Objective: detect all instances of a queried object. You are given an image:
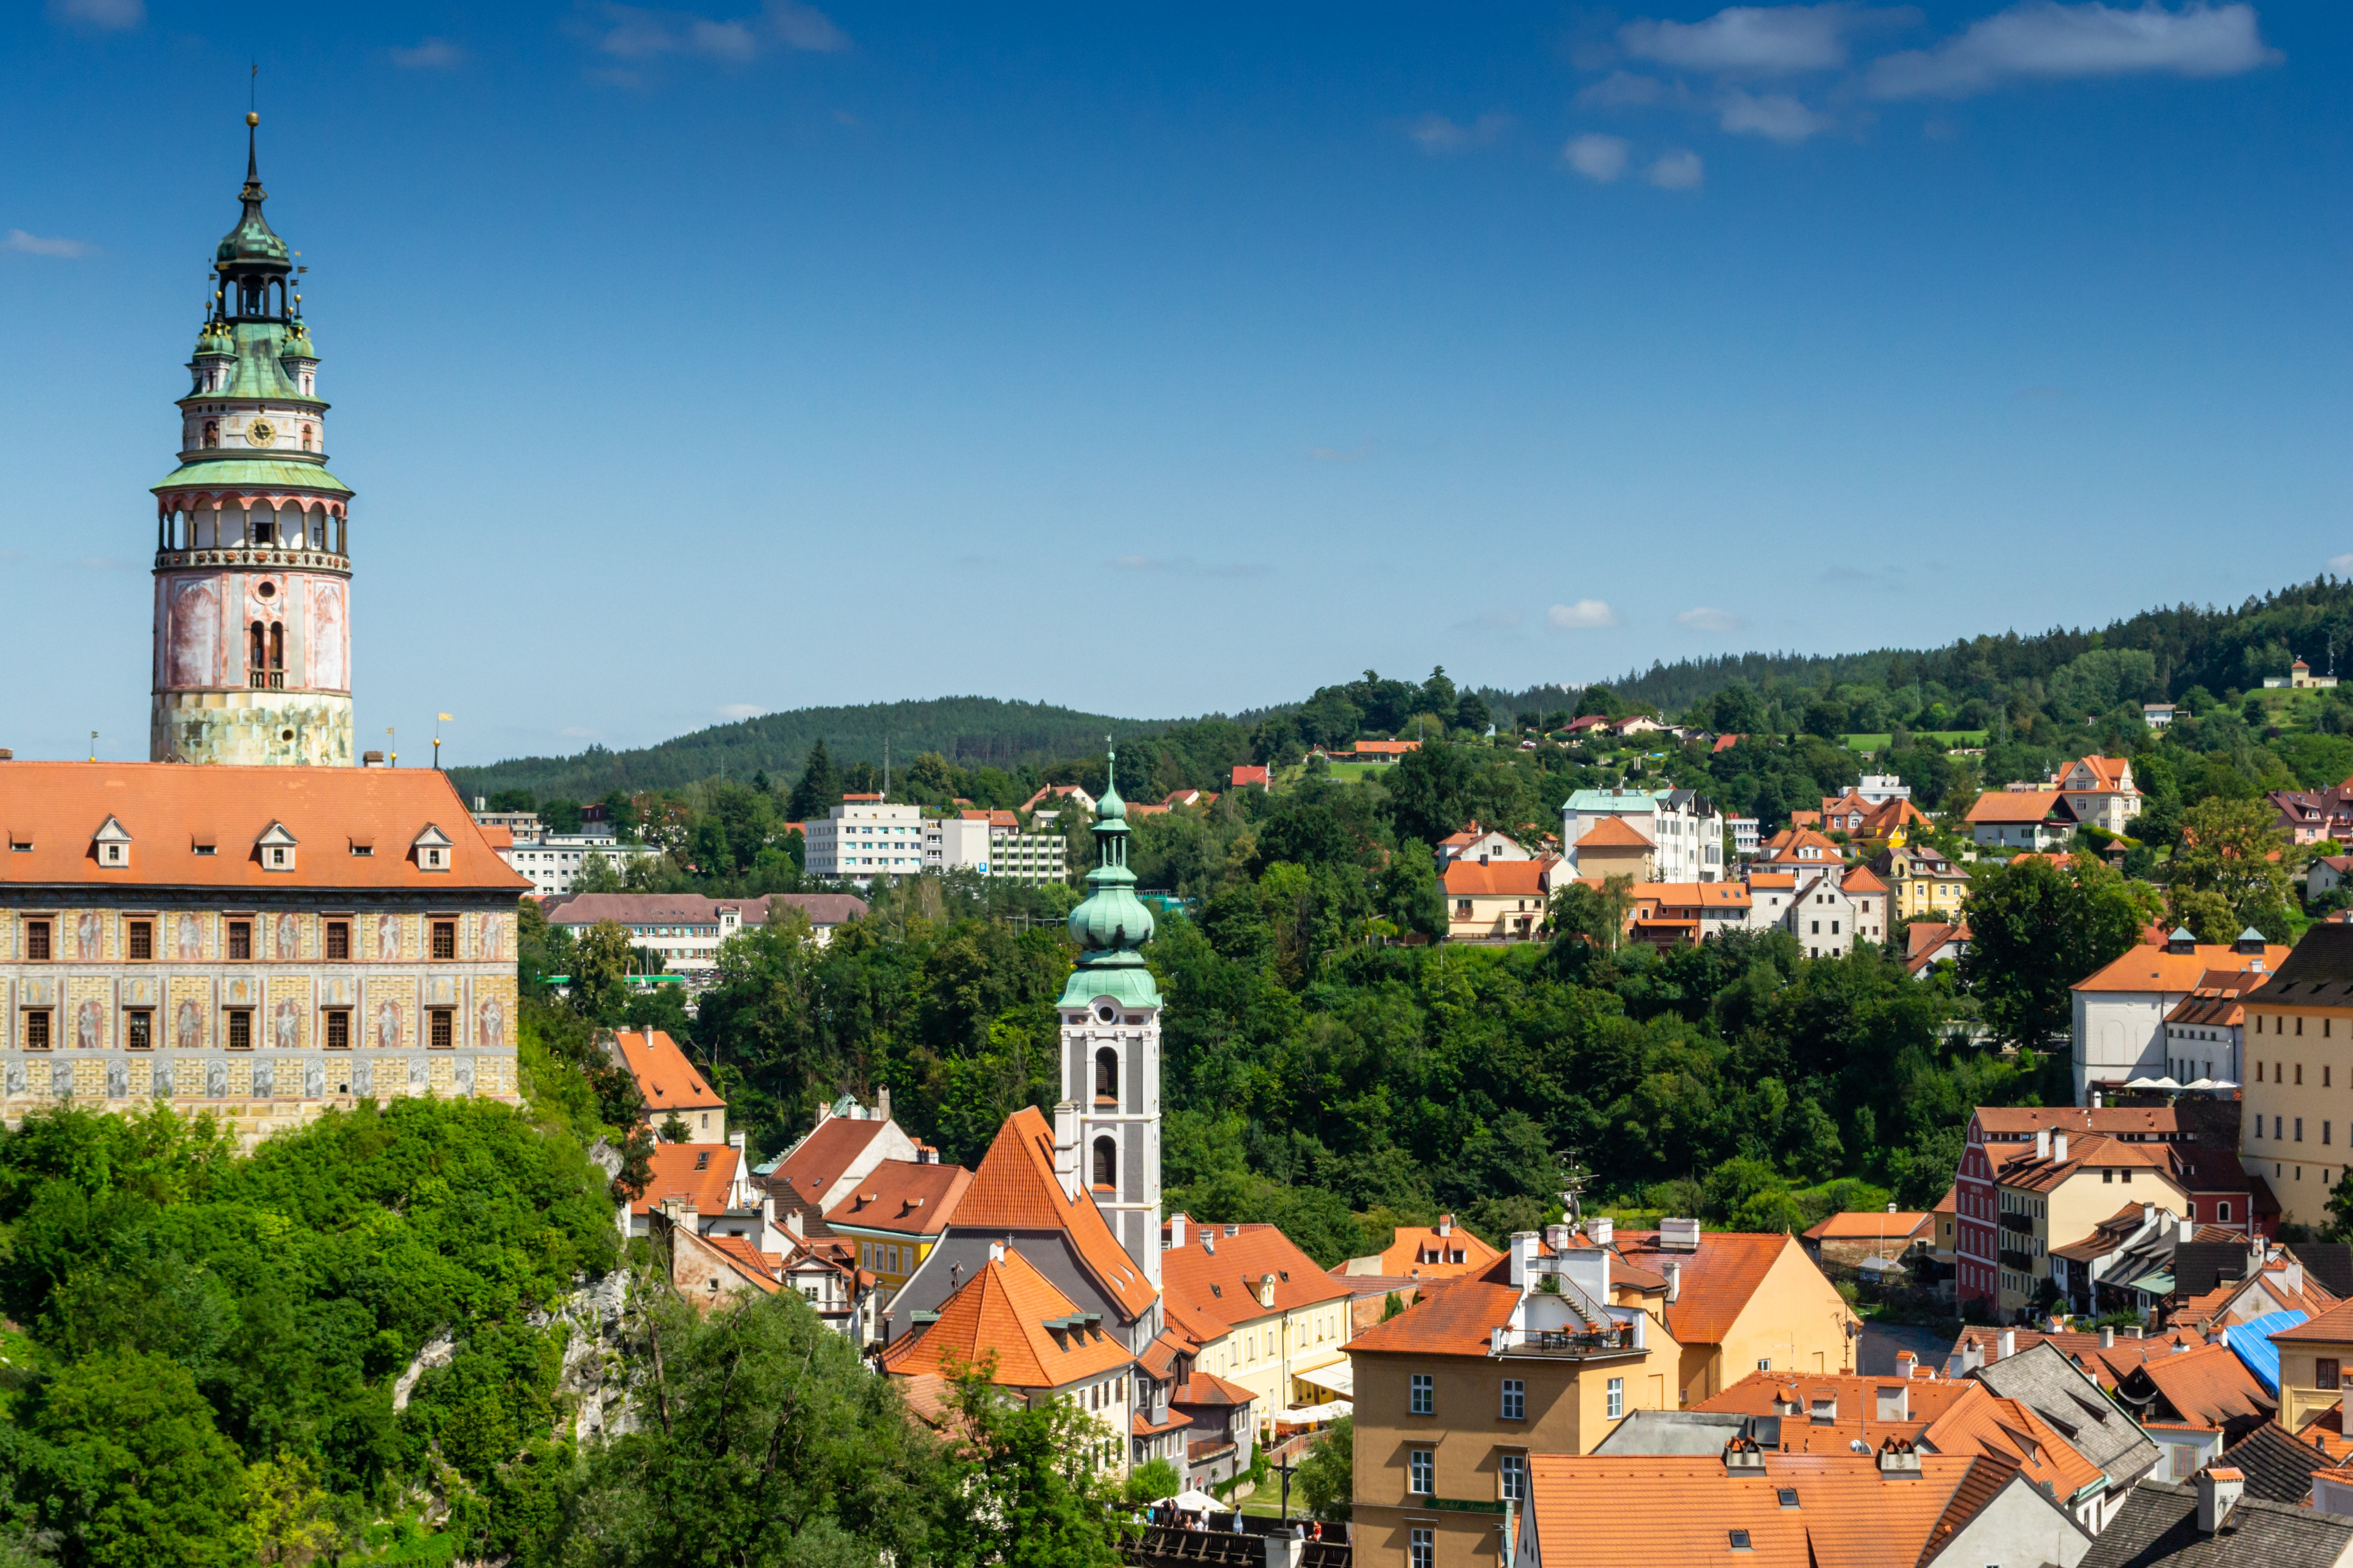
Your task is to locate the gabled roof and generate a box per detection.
[1441,858,1556,897]
[1631,881,1752,909]
[1922,1389,2110,1500]
[2067,755,2133,791]
[1971,1104,2182,1137]
[1614,1230,1814,1348]
[1839,866,1887,894]
[1160,1222,1351,1342]
[877,1247,1134,1391]
[948,1107,1156,1320]
[2119,1340,2273,1433]
[822,1159,974,1238]
[1172,1370,1256,1407]
[2078,1479,2353,1567]
[1575,817,1655,849]
[2246,923,2353,1004]
[0,762,526,891]
[630,1141,741,1217]
[1803,1211,1930,1241]
[1362,1220,1503,1279]
[1968,1340,2160,1486]
[1964,790,2064,824]
[2224,1417,2352,1503]
[615,1029,725,1114]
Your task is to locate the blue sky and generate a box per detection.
[2,2,2347,766]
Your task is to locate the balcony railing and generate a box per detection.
[1998,1212,2035,1235]
[248,672,285,690]
[1491,1324,1641,1358]
[1999,1248,2037,1273]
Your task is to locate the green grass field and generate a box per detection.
[1842,731,1988,751]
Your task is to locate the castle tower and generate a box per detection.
[149,113,355,766]
[1054,746,1164,1289]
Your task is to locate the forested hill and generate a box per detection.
[1486,578,2353,719]
[450,697,1186,803]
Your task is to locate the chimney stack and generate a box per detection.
[1439,1214,1453,1237]
[1996,1329,2015,1361]
[1664,1260,1682,1304]
[2035,1129,2051,1161]
[1877,1438,1923,1478]
[878,1085,892,1124]
[1052,1101,1081,1200]
[1545,1223,1571,1252]
[1168,1213,1187,1249]
[1509,1232,1540,1289]
[2091,1091,2103,1109]
[2197,1468,2245,1533]
[1591,1216,1615,1247]
[1723,1437,1766,1473]
[1896,1351,1918,1380]
[2100,1325,2115,1349]
[2053,1131,2068,1163]
[988,1239,1006,1264]
[2179,1214,2195,1244]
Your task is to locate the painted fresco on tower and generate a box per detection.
[168,578,221,688]
[307,580,346,690]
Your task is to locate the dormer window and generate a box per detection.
[412,824,453,872]
[255,820,298,873]
[93,815,132,869]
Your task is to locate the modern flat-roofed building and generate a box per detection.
[803,795,925,881]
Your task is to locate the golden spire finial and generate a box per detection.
[247,111,259,127]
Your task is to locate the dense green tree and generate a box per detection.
[28,1349,254,1568]
[786,740,842,824]
[569,919,635,1023]
[1294,1416,1353,1522]
[1960,857,2150,1047]
[2169,796,2302,930]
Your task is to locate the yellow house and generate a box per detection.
[1611,1219,1860,1402]
[820,1157,973,1321]
[2239,924,2353,1226]
[1441,858,1559,942]
[1159,1215,1357,1433]
[1346,1225,1683,1568]
[1992,1130,2189,1320]
[1873,839,1971,923]
[2272,1298,2353,1430]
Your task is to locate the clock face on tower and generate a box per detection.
[246,419,276,447]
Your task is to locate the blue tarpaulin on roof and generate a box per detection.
[2225,1309,2308,1395]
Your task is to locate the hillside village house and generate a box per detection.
[1743,870,1796,931]
[2055,755,2143,834]
[1435,824,1530,868]
[2265,657,2340,690]
[1874,839,1972,923]
[1564,818,1653,883]
[2073,929,2285,1105]
[1964,788,2079,850]
[1990,1129,2192,1320]
[1557,789,1724,883]
[1751,826,1844,883]
[543,891,866,969]
[2239,923,2353,1226]
[1609,1221,1859,1400]
[1905,919,1971,977]
[1953,1104,2190,1312]
[1441,858,1557,941]
[1801,1209,1931,1270]
[0,761,525,1135]
[2163,970,2258,1087]
[616,1026,727,1141]
[1779,867,1885,960]
[821,1156,972,1334]
[1334,1215,1503,1283]
[1625,881,1750,947]
[1345,1223,1683,1568]
[1158,1214,1355,1440]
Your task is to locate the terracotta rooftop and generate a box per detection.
[1803,1211,1930,1242]
[1361,1219,1504,1280]
[766,1112,897,1207]
[2119,1340,2274,1432]
[948,1106,1157,1320]
[1159,1221,1351,1340]
[1575,817,1655,849]
[877,1247,1134,1391]
[0,761,526,891]
[630,1141,741,1218]
[822,1159,974,1238]
[1615,1229,1815,1348]
[1964,790,2063,824]
[2074,942,2286,996]
[616,1028,725,1114]
[1440,858,1556,897]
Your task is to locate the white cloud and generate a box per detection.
[3,230,97,259]
[1547,599,1620,629]
[2329,554,2353,577]
[587,0,846,64]
[47,0,142,30]
[1405,112,1511,154]
[391,37,466,69]
[1678,606,1745,632]
[1619,3,1916,74]
[1866,1,2277,99]
[1716,87,1838,141]
[718,703,764,721]
[1647,149,1706,188]
[1561,133,1632,181]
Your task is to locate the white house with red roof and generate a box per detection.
[2072,929,2285,1103]
[2056,754,2142,834]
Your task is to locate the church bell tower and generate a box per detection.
[150,113,355,766]
[1055,746,1164,1290]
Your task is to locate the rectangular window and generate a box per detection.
[127,920,152,961]
[1410,1373,1434,1415]
[24,921,48,962]
[1607,1376,1625,1419]
[1409,1528,1434,1568]
[126,1010,151,1051]
[2323,1359,2343,1392]
[2298,1119,2305,1143]
[228,921,252,961]
[326,921,350,961]
[429,1009,453,1050]
[23,1011,49,1050]
[325,1011,350,1051]
[1500,1379,1524,1421]
[227,1010,251,1050]
[2299,1062,2306,1083]
[1500,1453,1528,1504]
[431,921,456,960]
[1409,1450,1434,1496]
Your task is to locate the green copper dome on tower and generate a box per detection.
[1058,743,1160,1009]
[217,114,290,267]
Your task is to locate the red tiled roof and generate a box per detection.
[822,1159,974,1238]
[1921,1392,2108,1498]
[1965,790,2063,824]
[877,1247,1134,1390]
[951,1107,1157,1320]
[2073,943,2286,995]
[2124,1341,2273,1431]
[1172,1371,1256,1407]
[0,761,527,891]
[767,1113,896,1204]
[1803,1211,1929,1242]
[1160,1223,1351,1341]
[616,1029,725,1113]
[1231,765,1271,788]
[1839,866,1887,894]
[1615,1230,1814,1348]
[630,1141,740,1217]
[2272,1297,2353,1343]
[1366,1222,1504,1279]
[1576,817,1654,849]
[1441,858,1556,897]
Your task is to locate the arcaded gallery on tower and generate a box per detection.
[0,121,524,1135]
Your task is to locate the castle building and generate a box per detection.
[150,114,356,767]
[0,762,525,1138]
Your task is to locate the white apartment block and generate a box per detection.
[1729,816,1760,859]
[486,823,666,897]
[1857,775,1911,804]
[806,796,926,881]
[921,814,1070,886]
[1560,788,1725,883]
